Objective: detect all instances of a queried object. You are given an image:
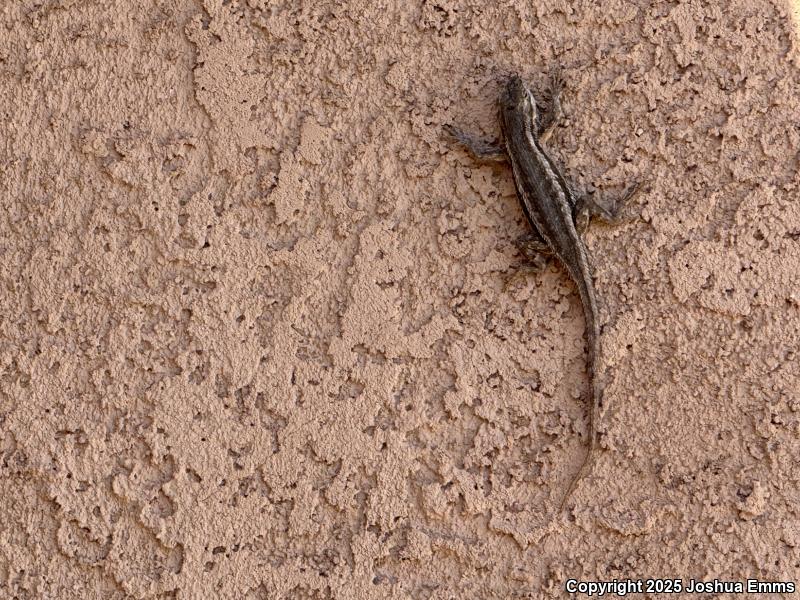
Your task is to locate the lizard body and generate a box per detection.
[448,73,636,509]
[500,75,600,510]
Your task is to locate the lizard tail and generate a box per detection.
[557,413,596,512]
[557,286,601,513]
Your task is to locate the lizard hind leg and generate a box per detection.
[504,230,552,290]
[573,182,641,234]
[515,230,552,270]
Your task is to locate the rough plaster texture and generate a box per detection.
[2,0,800,598]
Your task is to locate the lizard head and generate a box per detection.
[501,75,537,116]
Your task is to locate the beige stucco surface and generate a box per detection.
[2,1,800,598]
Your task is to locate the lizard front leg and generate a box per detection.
[535,66,565,142]
[443,124,507,162]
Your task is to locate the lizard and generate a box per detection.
[446,72,638,510]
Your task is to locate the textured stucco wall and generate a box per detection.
[1,1,799,598]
